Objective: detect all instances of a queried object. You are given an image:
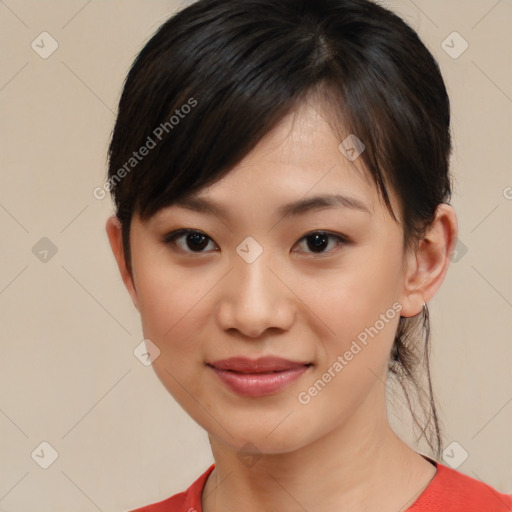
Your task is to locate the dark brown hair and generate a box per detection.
[107,0,451,458]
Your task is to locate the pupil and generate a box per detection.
[307,233,328,252]
[187,232,208,250]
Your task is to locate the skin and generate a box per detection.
[106,100,457,512]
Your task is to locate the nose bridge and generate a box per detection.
[235,248,273,300]
[217,242,293,337]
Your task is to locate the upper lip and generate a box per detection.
[207,356,311,373]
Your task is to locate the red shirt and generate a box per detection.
[130,457,512,511]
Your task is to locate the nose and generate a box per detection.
[215,253,295,338]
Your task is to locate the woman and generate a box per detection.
[105,0,512,510]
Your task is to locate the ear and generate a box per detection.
[105,215,139,311]
[399,204,458,317]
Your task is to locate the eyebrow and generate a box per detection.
[172,193,371,219]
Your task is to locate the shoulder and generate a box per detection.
[409,459,512,512]
[127,464,215,512]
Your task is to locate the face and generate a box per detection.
[120,101,415,455]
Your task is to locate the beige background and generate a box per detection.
[0,1,511,510]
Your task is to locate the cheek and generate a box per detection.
[294,240,404,387]
[133,255,211,366]
[135,264,215,417]
[293,269,402,435]
[303,249,403,338]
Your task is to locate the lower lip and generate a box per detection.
[209,365,310,397]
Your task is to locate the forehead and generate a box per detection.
[144,100,401,228]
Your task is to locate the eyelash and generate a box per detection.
[163,229,350,256]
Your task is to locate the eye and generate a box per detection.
[163,229,218,253]
[163,229,348,255]
[294,231,348,255]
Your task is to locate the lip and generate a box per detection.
[207,357,312,397]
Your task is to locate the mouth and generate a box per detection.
[206,356,313,397]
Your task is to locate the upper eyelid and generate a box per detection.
[164,229,219,249]
[164,228,345,241]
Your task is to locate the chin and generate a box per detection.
[210,420,314,457]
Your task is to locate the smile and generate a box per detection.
[206,357,312,397]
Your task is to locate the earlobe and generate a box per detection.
[399,204,458,318]
[105,215,140,311]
